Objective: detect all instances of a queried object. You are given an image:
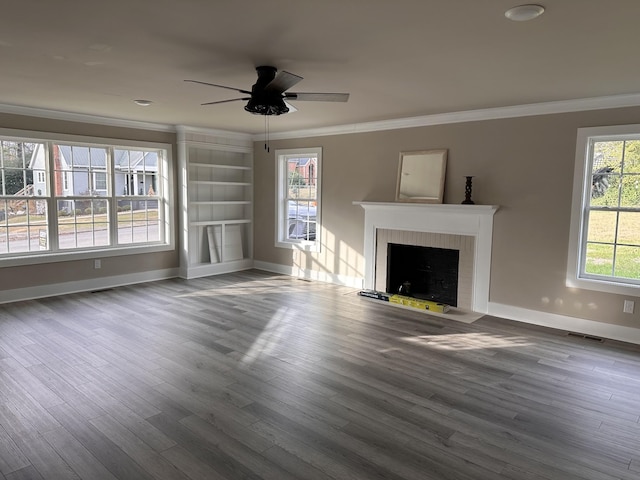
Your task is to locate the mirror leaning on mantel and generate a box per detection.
[396,149,448,203]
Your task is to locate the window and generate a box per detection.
[275,147,321,251]
[0,130,172,264]
[93,171,107,191]
[568,125,640,294]
[0,140,46,254]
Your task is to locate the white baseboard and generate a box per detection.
[488,302,640,345]
[253,261,365,289]
[180,259,254,279]
[0,268,180,304]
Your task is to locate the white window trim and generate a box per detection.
[275,147,322,252]
[567,124,640,295]
[0,127,174,268]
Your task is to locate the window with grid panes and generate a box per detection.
[275,147,321,251]
[0,131,171,263]
[568,125,640,293]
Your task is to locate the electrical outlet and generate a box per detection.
[623,300,634,314]
[94,259,101,269]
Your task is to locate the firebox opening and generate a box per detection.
[386,243,459,307]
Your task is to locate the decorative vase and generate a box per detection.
[461,176,475,205]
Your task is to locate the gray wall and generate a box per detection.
[253,106,640,330]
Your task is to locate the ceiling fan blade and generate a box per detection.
[201,97,250,106]
[265,70,303,94]
[185,79,251,95]
[285,92,350,102]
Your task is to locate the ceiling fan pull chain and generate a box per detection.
[265,115,270,152]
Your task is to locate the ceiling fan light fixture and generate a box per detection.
[505,4,545,21]
[244,97,289,116]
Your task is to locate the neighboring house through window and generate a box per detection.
[275,147,321,251]
[568,124,640,294]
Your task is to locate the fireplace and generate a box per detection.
[355,202,498,313]
[387,244,459,306]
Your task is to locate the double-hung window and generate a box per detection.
[275,147,321,251]
[0,130,172,264]
[568,125,640,294]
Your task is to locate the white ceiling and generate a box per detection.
[2,0,639,135]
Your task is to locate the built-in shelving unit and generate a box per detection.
[177,127,253,279]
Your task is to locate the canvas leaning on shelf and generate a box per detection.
[207,224,244,263]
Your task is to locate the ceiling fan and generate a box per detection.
[185,66,349,116]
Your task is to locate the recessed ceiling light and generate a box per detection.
[505,4,545,21]
[134,99,153,106]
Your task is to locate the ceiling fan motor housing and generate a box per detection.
[244,66,289,115]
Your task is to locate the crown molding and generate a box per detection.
[257,93,640,141]
[4,92,640,142]
[175,124,253,142]
[0,103,176,133]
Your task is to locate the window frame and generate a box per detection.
[0,128,174,267]
[274,147,322,252]
[567,124,640,295]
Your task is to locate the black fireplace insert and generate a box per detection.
[386,243,459,307]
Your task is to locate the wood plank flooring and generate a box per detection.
[0,269,639,479]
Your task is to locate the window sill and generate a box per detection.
[275,240,320,252]
[0,243,174,268]
[566,274,640,296]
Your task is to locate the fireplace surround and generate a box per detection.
[355,202,498,313]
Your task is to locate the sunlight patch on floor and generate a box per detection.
[178,278,311,297]
[402,332,533,351]
[180,286,284,297]
[240,306,293,366]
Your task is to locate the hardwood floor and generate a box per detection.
[0,269,639,479]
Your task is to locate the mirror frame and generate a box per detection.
[395,149,448,203]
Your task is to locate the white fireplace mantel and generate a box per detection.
[355,202,499,313]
